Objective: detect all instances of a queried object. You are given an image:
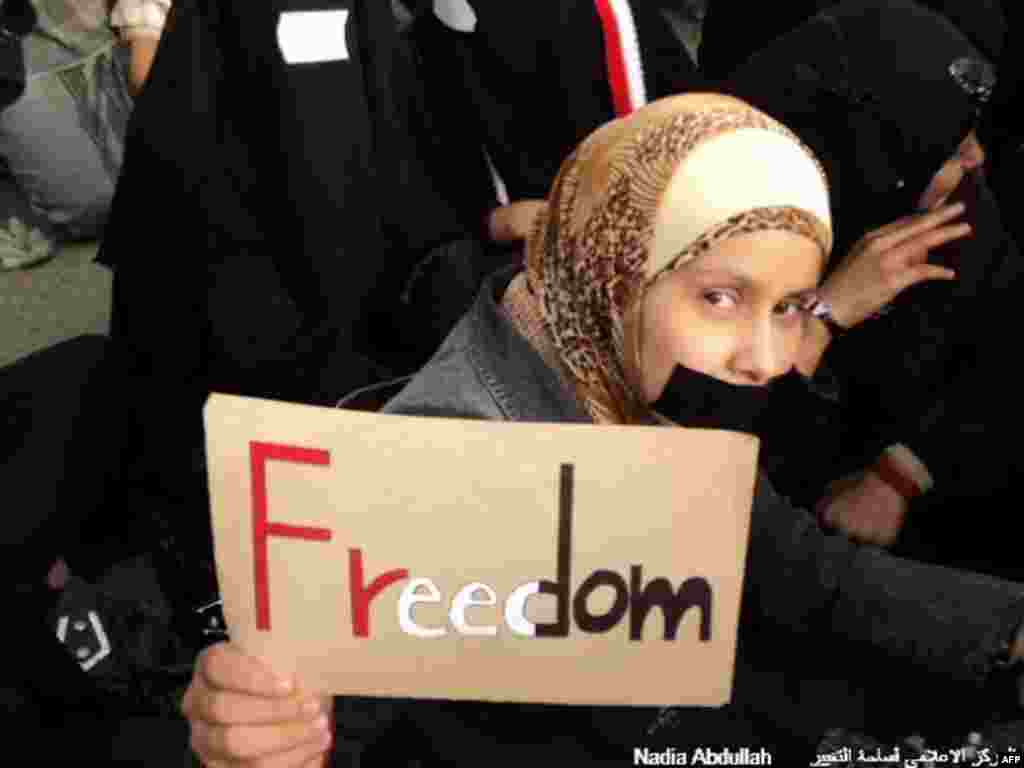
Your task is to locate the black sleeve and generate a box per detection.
[699,0,826,83]
[630,1,705,97]
[747,475,1024,690]
[927,0,1006,63]
[982,1,1023,236]
[895,349,1019,499]
[755,371,874,508]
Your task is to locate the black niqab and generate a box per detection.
[723,0,985,259]
[722,0,1024,509]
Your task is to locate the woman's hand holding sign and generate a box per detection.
[183,642,333,767]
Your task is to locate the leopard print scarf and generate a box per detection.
[523,93,833,424]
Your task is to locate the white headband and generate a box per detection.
[650,126,833,273]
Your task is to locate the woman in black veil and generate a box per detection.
[722,0,1022,561]
[722,0,1024,745]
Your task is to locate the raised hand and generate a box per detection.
[820,202,971,329]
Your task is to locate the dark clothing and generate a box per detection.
[981,1,1022,247]
[699,0,834,83]
[0,0,33,109]
[410,0,704,202]
[830,173,1024,488]
[700,0,1005,83]
[986,0,1022,164]
[323,266,1024,765]
[718,4,1024,740]
[704,0,1019,275]
[2,335,112,584]
[761,170,1024,516]
[725,1,1024,541]
[1,336,142,725]
[92,0,500,580]
[101,0,494,386]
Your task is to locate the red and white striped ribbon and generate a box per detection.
[594,0,648,116]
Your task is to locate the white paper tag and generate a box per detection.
[433,0,477,33]
[277,10,350,65]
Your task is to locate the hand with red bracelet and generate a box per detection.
[816,466,910,548]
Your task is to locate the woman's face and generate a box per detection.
[632,230,824,401]
[916,130,986,210]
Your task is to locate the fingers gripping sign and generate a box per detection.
[182,643,334,767]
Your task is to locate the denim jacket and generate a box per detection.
[331,265,1024,766]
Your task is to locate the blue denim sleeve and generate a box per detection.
[747,475,1024,688]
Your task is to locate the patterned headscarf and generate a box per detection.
[523,93,833,424]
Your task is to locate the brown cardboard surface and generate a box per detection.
[204,393,758,707]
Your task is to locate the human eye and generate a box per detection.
[703,289,739,309]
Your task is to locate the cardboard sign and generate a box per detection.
[204,393,759,707]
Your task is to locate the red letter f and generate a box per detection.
[251,441,333,631]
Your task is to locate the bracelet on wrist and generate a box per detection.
[803,296,849,339]
[874,452,924,500]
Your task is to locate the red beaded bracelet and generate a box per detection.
[874,452,924,500]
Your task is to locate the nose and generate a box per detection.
[729,317,789,386]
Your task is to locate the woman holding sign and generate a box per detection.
[183,93,1024,765]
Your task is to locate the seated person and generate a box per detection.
[409,0,704,205]
[0,0,167,271]
[109,0,170,95]
[81,0,503,670]
[720,0,1023,569]
[183,93,1024,766]
[716,1,1024,743]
